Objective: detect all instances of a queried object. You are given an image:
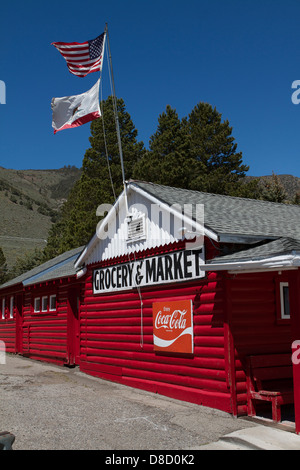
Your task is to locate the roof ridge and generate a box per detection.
[128,179,300,209]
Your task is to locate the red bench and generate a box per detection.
[246,354,294,423]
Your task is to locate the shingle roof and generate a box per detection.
[0,246,84,290]
[131,180,300,241]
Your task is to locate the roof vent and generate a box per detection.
[127,214,146,243]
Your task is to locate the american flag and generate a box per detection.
[52,33,105,77]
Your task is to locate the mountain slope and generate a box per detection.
[245,174,300,200]
[0,166,81,270]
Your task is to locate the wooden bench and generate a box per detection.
[246,354,294,423]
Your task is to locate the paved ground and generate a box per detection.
[0,354,299,451]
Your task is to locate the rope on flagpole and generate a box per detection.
[105,24,129,215]
[98,26,116,201]
[100,75,117,201]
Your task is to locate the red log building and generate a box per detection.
[1,181,300,431]
[0,247,83,365]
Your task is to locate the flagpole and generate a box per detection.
[99,27,117,201]
[105,24,129,214]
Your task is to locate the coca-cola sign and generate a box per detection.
[153,300,194,354]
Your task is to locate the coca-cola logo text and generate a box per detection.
[154,309,187,331]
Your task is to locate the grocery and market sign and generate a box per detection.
[93,249,205,294]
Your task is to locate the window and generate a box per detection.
[1,298,5,320]
[9,297,14,319]
[34,297,41,313]
[42,296,48,312]
[34,294,57,314]
[280,282,290,319]
[49,295,56,312]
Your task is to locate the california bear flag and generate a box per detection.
[51,79,101,133]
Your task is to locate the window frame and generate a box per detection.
[1,298,5,320]
[34,297,41,313]
[9,296,14,319]
[41,296,48,313]
[49,295,57,312]
[280,282,290,320]
[275,276,291,324]
[32,293,58,315]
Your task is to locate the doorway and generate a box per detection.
[15,294,23,354]
[67,287,80,366]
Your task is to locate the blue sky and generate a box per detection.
[0,0,300,177]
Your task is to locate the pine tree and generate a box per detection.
[133,105,192,187]
[133,102,250,195]
[293,191,300,205]
[184,102,249,194]
[9,248,45,279]
[44,96,145,258]
[261,172,287,203]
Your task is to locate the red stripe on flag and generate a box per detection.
[51,41,89,48]
[53,111,101,134]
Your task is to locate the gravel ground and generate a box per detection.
[0,354,256,451]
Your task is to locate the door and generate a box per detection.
[67,287,80,366]
[15,294,23,354]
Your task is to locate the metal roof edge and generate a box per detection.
[201,253,300,272]
[218,234,278,244]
